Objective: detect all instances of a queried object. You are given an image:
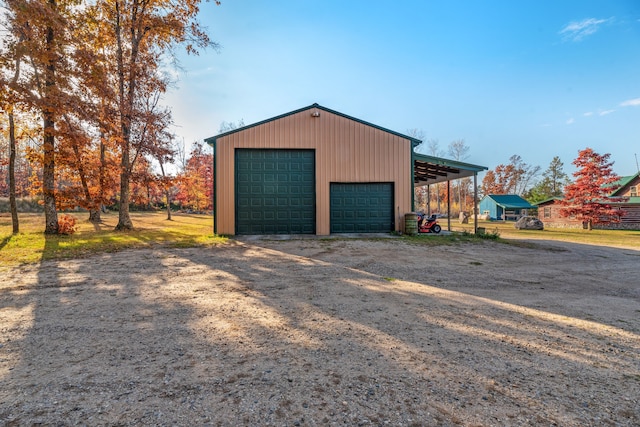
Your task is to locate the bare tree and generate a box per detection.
[448,139,470,162]
[406,128,425,142]
[173,138,188,173]
[448,139,470,213]
[509,155,541,195]
[424,139,445,213]
[219,119,245,134]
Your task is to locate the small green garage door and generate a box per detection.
[330,183,394,233]
[235,149,315,234]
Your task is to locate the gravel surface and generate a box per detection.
[1,237,639,426]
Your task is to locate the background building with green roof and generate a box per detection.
[478,194,535,221]
[536,172,640,229]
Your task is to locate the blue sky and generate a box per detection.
[166,0,640,177]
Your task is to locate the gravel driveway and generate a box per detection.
[1,237,639,426]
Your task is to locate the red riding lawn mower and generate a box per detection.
[417,213,442,234]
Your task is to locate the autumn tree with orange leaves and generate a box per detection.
[175,141,213,211]
[92,0,219,231]
[560,148,624,230]
[1,0,219,233]
[481,155,540,197]
[1,0,82,233]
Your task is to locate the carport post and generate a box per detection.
[473,172,478,234]
[446,180,451,231]
[411,151,415,213]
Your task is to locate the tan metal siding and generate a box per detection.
[215,108,412,235]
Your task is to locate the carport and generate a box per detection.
[412,153,488,233]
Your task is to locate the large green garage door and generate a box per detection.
[330,183,394,233]
[235,149,315,234]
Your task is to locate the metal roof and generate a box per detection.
[609,173,640,196]
[413,153,488,187]
[481,194,535,209]
[203,103,488,187]
[204,103,423,146]
[534,196,563,206]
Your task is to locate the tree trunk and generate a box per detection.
[70,140,101,223]
[43,11,58,235]
[96,119,107,222]
[89,209,101,222]
[116,160,133,230]
[114,0,134,231]
[8,112,19,234]
[158,162,172,220]
[8,35,23,234]
[43,114,58,234]
[166,191,172,220]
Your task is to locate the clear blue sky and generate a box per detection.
[166,0,640,177]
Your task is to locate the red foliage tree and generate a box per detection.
[560,148,624,230]
[175,142,213,211]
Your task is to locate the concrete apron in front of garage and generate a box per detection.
[235,230,452,241]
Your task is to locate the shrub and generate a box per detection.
[58,215,78,235]
[479,228,500,240]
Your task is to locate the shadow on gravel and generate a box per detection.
[0,238,638,426]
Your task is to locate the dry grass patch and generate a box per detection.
[0,211,226,268]
[454,219,639,248]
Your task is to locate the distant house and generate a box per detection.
[535,172,640,230]
[478,195,534,221]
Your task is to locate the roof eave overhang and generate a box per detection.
[205,103,423,147]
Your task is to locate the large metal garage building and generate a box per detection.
[205,103,486,236]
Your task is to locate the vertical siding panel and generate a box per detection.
[270,121,275,147]
[219,139,226,235]
[273,120,277,147]
[227,138,235,234]
[215,141,223,233]
[372,129,378,182]
[351,124,357,181]
[370,131,376,182]
[318,113,326,235]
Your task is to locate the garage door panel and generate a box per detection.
[236,149,315,235]
[330,183,393,233]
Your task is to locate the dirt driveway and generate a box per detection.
[1,237,639,426]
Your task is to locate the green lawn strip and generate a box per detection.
[0,212,226,268]
[453,220,639,248]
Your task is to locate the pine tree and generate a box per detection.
[525,156,569,204]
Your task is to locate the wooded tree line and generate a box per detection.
[481,154,567,203]
[483,150,624,228]
[0,0,219,234]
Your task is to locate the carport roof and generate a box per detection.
[413,153,488,187]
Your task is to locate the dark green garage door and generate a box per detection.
[330,183,394,233]
[235,149,315,234]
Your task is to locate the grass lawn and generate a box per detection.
[451,219,640,248]
[0,211,226,269]
[2,212,638,270]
